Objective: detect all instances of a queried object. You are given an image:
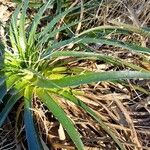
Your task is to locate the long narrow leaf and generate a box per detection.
[37,19,90,49]
[0,76,5,86]
[79,38,150,54]
[24,86,43,150]
[42,37,83,59]
[34,71,150,89]
[0,43,6,102]
[19,0,29,52]
[9,24,18,52]
[51,51,145,71]
[0,78,27,125]
[36,89,84,150]
[0,83,6,102]
[0,42,5,69]
[109,20,150,38]
[0,74,19,101]
[10,5,21,52]
[28,0,54,46]
[59,91,125,150]
[38,6,80,39]
[78,24,150,38]
[0,91,23,127]
[43,36,150,60]
[78,25,128,37]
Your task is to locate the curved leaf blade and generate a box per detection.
[36,89,84,150]
[0,91,23,127]
[79,38,150,54]
[42,36,150,60]
[0,79,27,125]
[51,51,145,71]
[109,20,150,38]
[59,91,125,150]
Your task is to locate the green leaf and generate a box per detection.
[9,79,28,95]
[0,75,19,102]
[24,86,43,150]
[59,91,125,150]
[56,0,62,14]
[28,0,54,47]
[0,42,5,69]
[78,24,150,38]
[7,75,20,89]
[78,38,150,54]
[0,83,6,102]
[9,24,18,52]
[37,19,90,49]
[36,89,84,150]
[38,6,80,40]
[13,0,43,8]
[41,37,83,59]
[10,5,21,52]
[109,20,150,38]
[0,78,27,126]
[18,0,29,52]
[0,90,23,127]
[42,36,150,61]
[0,76,5,86]
[34,71,150,89]
[51,51,144,71]
[0,42,6,102]
[78,25,128,36]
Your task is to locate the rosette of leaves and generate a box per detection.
[0,0,150,150]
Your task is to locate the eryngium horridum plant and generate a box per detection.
[0,1,150,149]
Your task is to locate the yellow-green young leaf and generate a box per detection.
[36,89,84,150]
[22,69,34,80]
[51,67,67,72]
[48,73,66,80]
